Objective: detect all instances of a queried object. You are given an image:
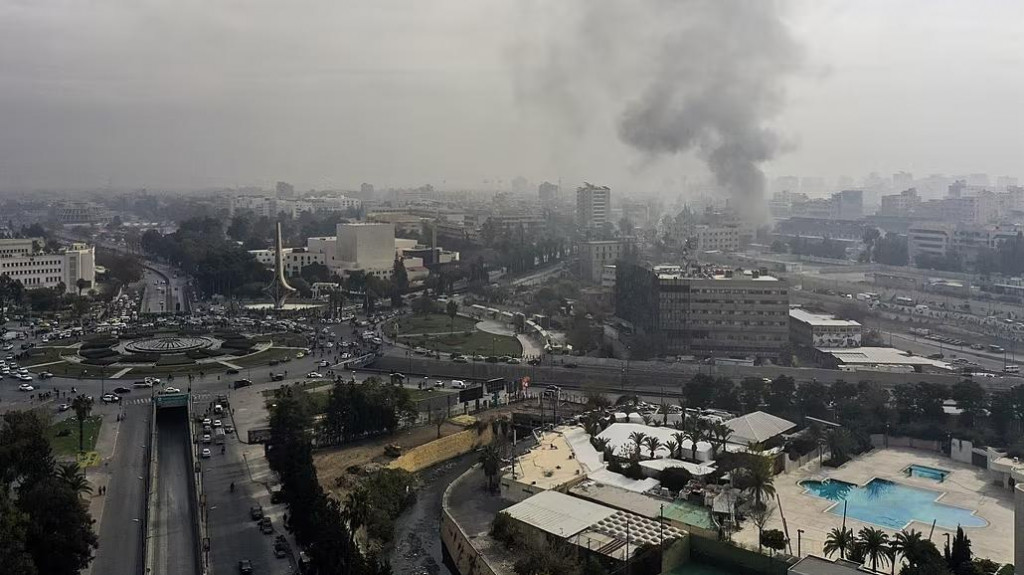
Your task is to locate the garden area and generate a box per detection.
[399,330,522,357]
[385,313,478,336]
[49,415,102,456]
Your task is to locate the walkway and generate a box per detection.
[110,367,133,379]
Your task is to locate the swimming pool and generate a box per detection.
[800,478,986,530]
[905,464,950,482]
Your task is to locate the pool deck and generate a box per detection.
[733,447,1014,565]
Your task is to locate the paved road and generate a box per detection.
[91,401,152,575]
[151,407,201,575]
[203,405,292,575]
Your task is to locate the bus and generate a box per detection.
[895,296,915,306]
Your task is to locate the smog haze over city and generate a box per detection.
[5,4,1024,575]
[0,0,1021,195]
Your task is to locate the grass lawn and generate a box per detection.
[22,346,77,365]
[228,347,299,368]
[387,314,477,336]
[397,331,522,357]
[50,415,102,456]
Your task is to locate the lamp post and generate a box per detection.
[797,529,804,557]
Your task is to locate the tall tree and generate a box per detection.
[70,395,94,453]
[479,443,502,492]
[445,300,459,333]
[824,527,855,560]
[856,527,890,572]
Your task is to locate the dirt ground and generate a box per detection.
[314,415,491,498]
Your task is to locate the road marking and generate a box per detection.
[109,368,133,379]
[218,360,243,369]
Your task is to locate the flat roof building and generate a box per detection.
[616,262,790,360]
[0,239,95,294]
[789,308,862,348]
[577,183,611,230]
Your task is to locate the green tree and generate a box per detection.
[57,462,92,497]
[856,527,890,572]
[947,526,973,575]
[643,435,662,459]
[0,492,36,575]
[344,487,370,544]
[951,380,987,429]
[445,299,459,333]
[392,257,409,292]
[628,431,647,460]
[70,395,94,453]
[19,479,99,575]
[742,454,776,509]
[0,274,25,320]
[708,420,733,458]
[479,443,502,492]
[824,526,855,560]
[760,529,787,554]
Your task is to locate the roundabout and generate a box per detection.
[124,336,215,354]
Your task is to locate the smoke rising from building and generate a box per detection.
[514,0,802,205]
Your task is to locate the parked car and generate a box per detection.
[259,516,273,534]
[250,504,263,520]
[201,448,211,458]
[238,559,253,574]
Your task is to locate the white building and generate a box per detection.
[0,238,96,293]
[248,247,327,277]
[693,225,740,252]
[789,308,862,348]
[335,222,395,277]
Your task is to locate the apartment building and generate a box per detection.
[0,239,96,293]
[693,225,740,252]
[615,262,789,359]
[908,222,1019,264]
[579,240,625,283]
[577,183,611,230]
[789,308,862,348]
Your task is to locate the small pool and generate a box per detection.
[800,478,986,530]
[905,464,950,482]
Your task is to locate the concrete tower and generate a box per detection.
[265,221,296,309]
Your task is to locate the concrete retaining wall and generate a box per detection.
[441,506,499,575]
[389,425,494,473]
[870,434,943,452]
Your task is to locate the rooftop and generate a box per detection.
[819,346,951,369]
[505,432,583,490]
[503,490,616,538]
[789,555,866,575]
[725,411,797,446]
[789,308,861,328]
[653,264,779,282]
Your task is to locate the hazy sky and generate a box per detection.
[0,0,1021,193]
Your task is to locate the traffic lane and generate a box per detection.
[888,332,1012,371]
[204,425,291,575]
[92,402,152,575]
[152,409,202,575]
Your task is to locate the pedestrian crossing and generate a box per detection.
[120,392,214,406]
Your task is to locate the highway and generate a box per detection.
[90,401,152,575]
[151,407,201,575]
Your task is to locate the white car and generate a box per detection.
[213,420,222,428]
[306,372,323,379]
[17,374,33,382]
[160,387,181,394]
[318,360,330,367]
[18,383,34,392]
[201,434,212,444]
[101,393,120,403]
[201,448,211,458]
[145,377,161,385]
[451,380,467,389]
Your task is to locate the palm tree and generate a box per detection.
[891,529,931,569]
[71,394,94,453]
[708,421,733,457]
[823,526,855,560]
[671,432,687,459]
[643,436,662,459]
[479,443,502,492]
[883,543,899,575]
[344,487,370,542]
[592,437,611,454]
[628,431,647,460]
[76,278,89,296]
[856,527,889,572]
[744,454,776,509]
[665,440,679,460]
[58,462,92,496]
[683,417,706,461]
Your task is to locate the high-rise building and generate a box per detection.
[538,181,559,202]
[360,183,375,195]
[878,188,920,218]
[576,183,611,230]
[276,181,296,199]
[615,262,789,359]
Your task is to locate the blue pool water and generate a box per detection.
[906,464,949,481]
[800,478,986,530]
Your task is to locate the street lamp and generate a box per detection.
[797,529,804,557]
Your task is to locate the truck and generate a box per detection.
[214,428,226,445]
